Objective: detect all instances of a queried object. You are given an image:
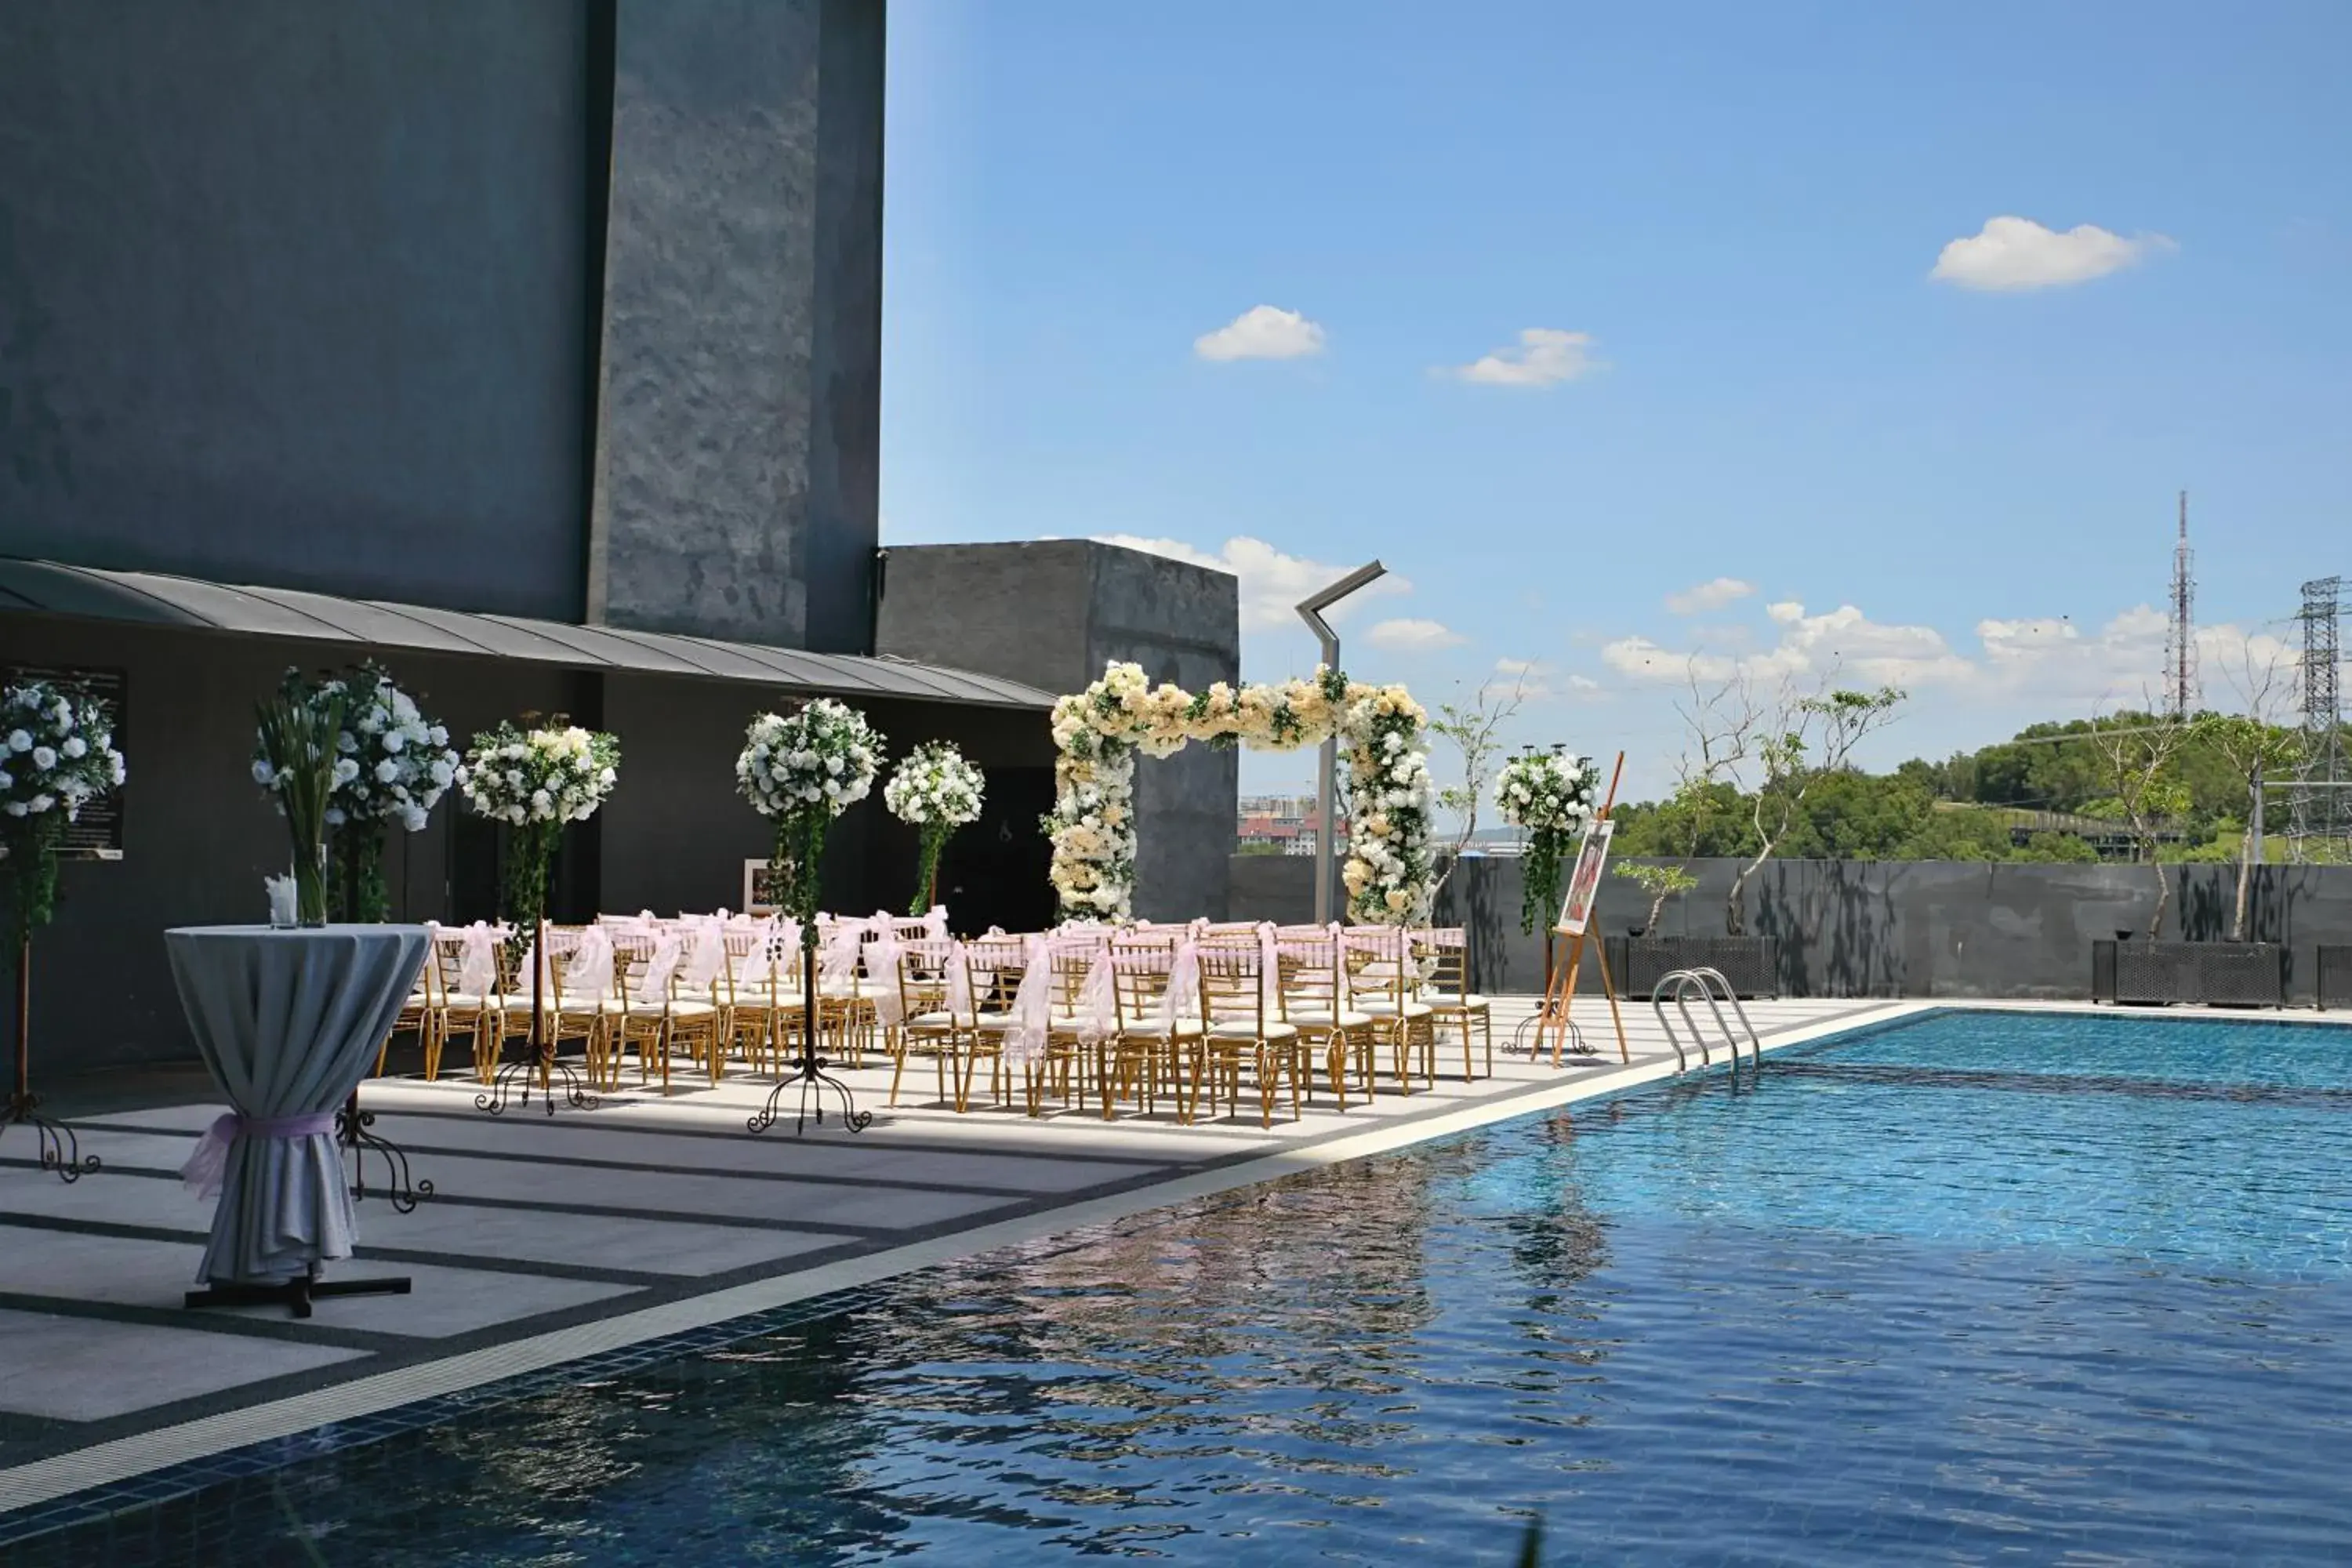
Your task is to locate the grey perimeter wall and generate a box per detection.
[877,541,1242,922]
[1233,853,2352,1002]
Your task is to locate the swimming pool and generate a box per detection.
[7,1008,2351,1564]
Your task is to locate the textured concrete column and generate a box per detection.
[587,0,884,652]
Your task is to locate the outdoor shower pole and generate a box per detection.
[1297,561,1388,924]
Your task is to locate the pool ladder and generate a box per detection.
[1650,967,1764,1074]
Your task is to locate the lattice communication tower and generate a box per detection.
[2290,575,2345,862]
[2163,491,2198,717]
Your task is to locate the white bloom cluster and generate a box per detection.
[884,740,984,828]
[252,666,456,833]
[460,722,621,827]
[0,681,125,823]
[1496,750,1600,835]
[1047,661,1435,924]
[738,700,880,819]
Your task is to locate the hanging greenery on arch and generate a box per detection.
[1046,662,1434,924]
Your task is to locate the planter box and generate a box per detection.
[1606,935,1781,1000]
[2317,946,2352,1011]
[2092,940,2285,1007]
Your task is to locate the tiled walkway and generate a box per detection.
[0,995,1891,1519]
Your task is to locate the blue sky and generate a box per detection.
[878,2,2352,801]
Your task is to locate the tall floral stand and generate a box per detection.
[2,935,100,1183]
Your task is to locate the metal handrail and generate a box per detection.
[1687,967,1764,1069]
[1649,967,1763,1075]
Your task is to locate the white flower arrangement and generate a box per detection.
[1496,749,1601,934]
[252,664,457,835]
[1047,662,1434,924]
[461,717,621,932]
[0,678,126,944]
[883,740,984,829]
[738,699,883,920]
[461,720,621,828]
[0,681,125,827]
[738,700,881,818]
[1496,750,1599,836]
[884,740,985,916]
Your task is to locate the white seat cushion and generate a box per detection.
[1422,992,1488,1007]
[1355,1000,1434,1020]
[1286,1009,1374,1029]
[1207,1020,1299,1042]
[630,1000,716,1019]
[971,1011,1016,1032]
[906,1011,959,1029]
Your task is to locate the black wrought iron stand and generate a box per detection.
[340,1083,432,1211]
[750,924,871,1137]
[478,917,599,1116]
[2,935,97,1183]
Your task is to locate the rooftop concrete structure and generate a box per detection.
[877,540,1244,920]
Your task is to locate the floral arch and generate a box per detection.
[1047,662,1434,924]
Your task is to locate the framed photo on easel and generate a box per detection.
[1535,753,1631,1066]
[1558,818,1614,938]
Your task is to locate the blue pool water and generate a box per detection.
[11,1009,2352,1565]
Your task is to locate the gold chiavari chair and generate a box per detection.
[1105,936,1203,1122]
[1276,926,1377,1110]
[670,922,735,1080]
[726,925,799,1076]
[499,927,608,1082]
[608,931,720,1091]
[964,937,1047,1114]
[1347,925,1438,1094]
[376,930,444,1080]
[887,936,964,1109]
[1416,927,1490,1080]
[817,920,877,1068]
[1196,939,1304,1127]
[426,927,499,1084]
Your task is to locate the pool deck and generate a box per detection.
[0,993,2252,1522]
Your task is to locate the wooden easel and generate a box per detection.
[1538,752,1631,1066]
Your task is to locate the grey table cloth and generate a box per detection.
[165,925,430,1286]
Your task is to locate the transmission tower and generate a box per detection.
[2163,490,2198,717]
[2290,575,2344,862]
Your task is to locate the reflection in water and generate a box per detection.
[16,1020,2352,1566]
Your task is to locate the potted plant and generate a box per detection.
[1613,861,1697,939]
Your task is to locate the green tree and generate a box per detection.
[1725,682,1907,935]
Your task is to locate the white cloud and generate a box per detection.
[1193,305,1327,361]
[1929,216,2176,292]
[1365,617,1466,652]
[1446,328,1602,387]
[1601,594,2289,715]
[1665,577,1755,615]
[1091,534,1409,633]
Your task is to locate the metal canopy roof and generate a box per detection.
[0,558,1054,711]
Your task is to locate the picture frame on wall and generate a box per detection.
[742,858,782,916]
[1557,818,1614,938]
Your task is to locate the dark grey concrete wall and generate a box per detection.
[587,0,884,652]
[1232,851,2352,1001]
[0,1,597,619]
[597,677,1052,926]
[0,608,1047,1073]
[877,541,1242,921]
